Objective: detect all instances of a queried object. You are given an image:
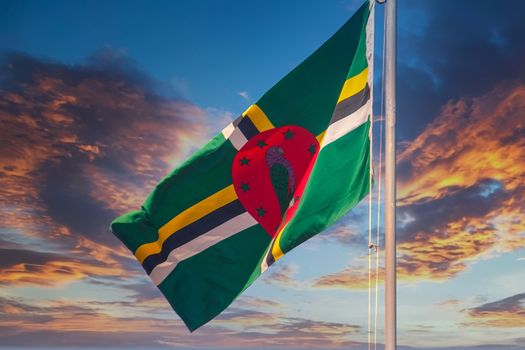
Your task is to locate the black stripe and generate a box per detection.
[265,239,277,267]
[142,200,245,274]
[331,84,370,123]
[237,115,259,140]
[232,115,243,127]
[265,248,276,267]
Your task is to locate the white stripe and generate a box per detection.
[221,122,248,150]
[149,212,257,285]
[221,122,235,139]
[260,253,269,274]
[229,127,248,150]
[321,100,371,147]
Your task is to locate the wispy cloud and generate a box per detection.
[0,293,365,348]
[262,262,300,288]
[237,90,251,102]
[462,293,525,328]
[312,264,384,290]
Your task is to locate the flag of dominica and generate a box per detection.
[111,0,373,331]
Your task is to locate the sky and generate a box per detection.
[0,0,524,349]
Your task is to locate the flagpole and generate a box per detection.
[384,0,397,350]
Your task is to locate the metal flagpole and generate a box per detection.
[384,0,397,350]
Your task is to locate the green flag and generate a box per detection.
[111,0,373,332]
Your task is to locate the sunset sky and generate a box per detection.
[0,0,524,349]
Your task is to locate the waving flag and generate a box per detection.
[111,0,373,331]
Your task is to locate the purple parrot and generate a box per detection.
[265,146,296,216]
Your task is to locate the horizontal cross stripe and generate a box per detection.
[134,185,237,263]
[331,83,370,123]
[142,199,246,274]
[150,212,258,285]
[337,67,369,103]
[237,115,259,140]
[322,99,371,147]
[243,104,274,132]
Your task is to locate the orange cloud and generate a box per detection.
[434,299,461,308]
[0,296,188,346]
[398,83,525,204]
[395,82,525,280]
[0,52,211,288]
[397,219,497,280]
[312,264,384,290]
[0,254,127,287]
[0,295,363,348]
[0,53,207,237]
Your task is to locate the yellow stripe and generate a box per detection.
[243,104,274,132]
[315,69,368,144]
[337,67,369,103]
[316,131,326,144]
[134,185,238,263]
[316,70,368,144]
[271,224,287,262]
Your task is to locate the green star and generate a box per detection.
[256,206,267,217]
[239,156,251,166]
[307,144,316,155]
[283,129,294,140]
[256,140,267,149]
[239,182,250,192]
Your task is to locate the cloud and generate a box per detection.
[398,0,525,139]
[313,82,525,283]
[0,51,211,286]
[462,293,525,328]
[0,250,126,287]
[206,314,363,348]
[0,294,364,348]
[261,262,300,287]
[237,90,251,102]
[434,299,461,308]
[312,264,383,290]
[235,296,283,309]
[318,205,371,247]
[398,83,525,204]
[0,295,189,346]
[395,82,525,280]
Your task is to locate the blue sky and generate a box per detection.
[2,0,374,113]
[0,0,524,348]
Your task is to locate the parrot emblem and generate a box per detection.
[265,146,296,216]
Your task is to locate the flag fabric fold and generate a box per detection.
[111,0,373,331]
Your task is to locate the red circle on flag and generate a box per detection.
[232,125,319,237]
